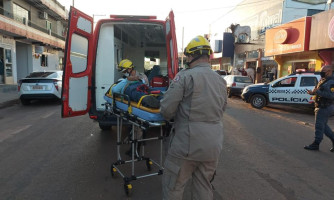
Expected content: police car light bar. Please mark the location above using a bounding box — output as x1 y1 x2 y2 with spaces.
289 71 320 75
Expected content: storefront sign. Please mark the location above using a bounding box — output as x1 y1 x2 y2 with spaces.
265 17 311 56
274 29 288 44
310 9 334 50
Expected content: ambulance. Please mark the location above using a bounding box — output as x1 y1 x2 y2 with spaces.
61 7 179 129
241 72 321 109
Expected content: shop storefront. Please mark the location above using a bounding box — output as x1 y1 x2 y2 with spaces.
265 17 323 77
0 34 16 85
309 9 334 68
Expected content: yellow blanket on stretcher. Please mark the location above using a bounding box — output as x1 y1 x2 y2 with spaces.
105 93 161 113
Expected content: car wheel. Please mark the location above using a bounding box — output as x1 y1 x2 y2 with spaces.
250 94 266 109
227 88 232 98
21 99 30 105
99 123 111 131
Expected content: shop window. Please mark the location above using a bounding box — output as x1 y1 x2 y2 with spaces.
300 77 318 87
41 55 48 67
5 49 12 77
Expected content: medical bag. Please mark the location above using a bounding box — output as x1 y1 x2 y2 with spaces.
150 76 169 87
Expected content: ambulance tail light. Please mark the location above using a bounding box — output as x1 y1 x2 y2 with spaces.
232 82 236 87
89 115 98 120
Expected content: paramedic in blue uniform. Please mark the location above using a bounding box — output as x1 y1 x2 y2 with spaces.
160 35 227 200
304 65 334 151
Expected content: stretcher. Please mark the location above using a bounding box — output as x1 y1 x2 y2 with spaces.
104 92 166 196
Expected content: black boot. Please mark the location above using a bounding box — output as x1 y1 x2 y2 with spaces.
330 140 334 152
304 141 319 151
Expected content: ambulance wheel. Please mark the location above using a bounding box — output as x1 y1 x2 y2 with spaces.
99 123 111 131
250 94 266 109
124 183 132 196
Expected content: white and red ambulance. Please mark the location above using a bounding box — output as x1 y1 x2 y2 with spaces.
61 7 179 129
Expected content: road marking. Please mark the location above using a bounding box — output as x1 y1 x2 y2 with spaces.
41 111 56 119
0 124 32 142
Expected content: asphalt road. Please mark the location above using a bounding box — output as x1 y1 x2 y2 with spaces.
0 98 333 200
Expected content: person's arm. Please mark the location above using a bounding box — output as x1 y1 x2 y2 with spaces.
160 74 185 121
112 79 128 94
316 81 334 100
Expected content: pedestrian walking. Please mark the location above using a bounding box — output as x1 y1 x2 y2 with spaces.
304 65 334 151
160 35 227 200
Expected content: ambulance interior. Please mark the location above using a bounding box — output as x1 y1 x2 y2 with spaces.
94 22 168 111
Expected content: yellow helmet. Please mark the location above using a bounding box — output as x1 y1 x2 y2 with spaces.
118 59 134 72
184 35 213 56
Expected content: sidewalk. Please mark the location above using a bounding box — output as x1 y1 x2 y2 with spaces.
0 84 20 108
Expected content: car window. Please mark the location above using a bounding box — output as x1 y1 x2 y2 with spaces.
27 72 58 79
300 77 318 87
234 76 252 83
275 77 297 87
216 70 227 75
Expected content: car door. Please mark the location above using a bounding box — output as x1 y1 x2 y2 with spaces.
61 7 94 118
269 76 298 104
165 11 179 80
297 76 319 104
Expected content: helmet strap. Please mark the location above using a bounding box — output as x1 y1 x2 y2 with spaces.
186 54 202 67
129 68 134 76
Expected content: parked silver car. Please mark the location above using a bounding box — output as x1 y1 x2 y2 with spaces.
224 75 253 98
18 71 63 105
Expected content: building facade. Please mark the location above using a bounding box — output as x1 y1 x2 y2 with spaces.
265 8 334 76
216 0 332 82
0 0 67 85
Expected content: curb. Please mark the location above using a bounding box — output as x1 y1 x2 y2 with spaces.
0 99 20 109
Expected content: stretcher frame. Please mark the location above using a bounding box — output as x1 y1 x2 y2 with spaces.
104 93 165 196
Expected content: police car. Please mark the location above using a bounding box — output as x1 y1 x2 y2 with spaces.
241 72 321 109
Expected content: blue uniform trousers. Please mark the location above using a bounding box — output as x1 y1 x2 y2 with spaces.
314 105 334 144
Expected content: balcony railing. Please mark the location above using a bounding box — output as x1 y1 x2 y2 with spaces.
0 6 66 41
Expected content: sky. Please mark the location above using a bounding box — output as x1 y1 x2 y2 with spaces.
57 0 244 51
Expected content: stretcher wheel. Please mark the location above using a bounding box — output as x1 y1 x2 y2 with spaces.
124 183 132 196
111 166 117 177
146 160 153 171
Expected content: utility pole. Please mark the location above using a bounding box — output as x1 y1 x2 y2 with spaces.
328 0 333 10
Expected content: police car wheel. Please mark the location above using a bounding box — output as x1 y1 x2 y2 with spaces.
250 94 266 109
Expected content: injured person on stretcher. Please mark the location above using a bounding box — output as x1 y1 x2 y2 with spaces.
111 79 161 109
112 58 162 109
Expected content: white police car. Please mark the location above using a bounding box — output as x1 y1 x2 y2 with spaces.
241 72 321 109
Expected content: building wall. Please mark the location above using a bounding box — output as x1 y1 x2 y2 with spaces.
0 0 67 84
282 0 329 24
0 34 17 84
13 0 66 37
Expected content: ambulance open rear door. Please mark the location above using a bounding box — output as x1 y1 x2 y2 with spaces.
165 11 179 80
61 7 94 118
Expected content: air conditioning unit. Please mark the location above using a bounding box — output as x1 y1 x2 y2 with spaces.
39 12 48 20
